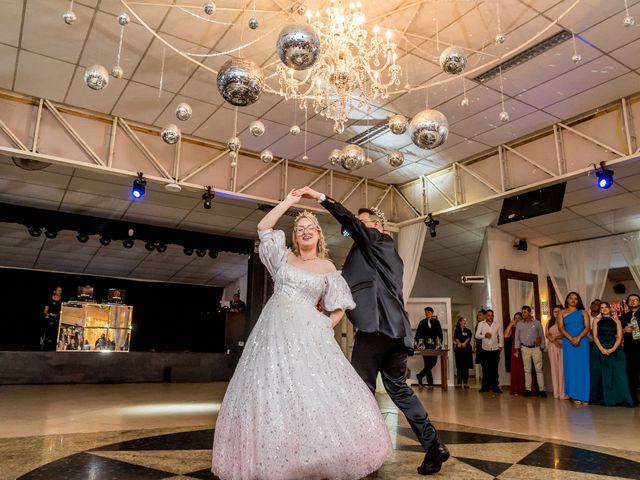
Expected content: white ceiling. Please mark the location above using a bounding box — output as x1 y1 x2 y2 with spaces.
1 0 639 184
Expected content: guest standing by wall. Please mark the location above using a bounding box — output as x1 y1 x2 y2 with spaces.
504 312 538 396
42 286 63 351
546 305 568 400
619 293 640 406
415 307 443 387
474 309 486 368
453 318 473 389
514 306 547 398
558 292 591 405
475 309 503 393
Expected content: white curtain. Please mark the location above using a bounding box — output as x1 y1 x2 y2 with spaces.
398 222 427 300
540 237 612 306
617 232 640 290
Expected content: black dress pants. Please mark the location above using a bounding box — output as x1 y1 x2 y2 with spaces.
351 331 438 452
481 349 500 390
624 340 640 405
417 356 437 385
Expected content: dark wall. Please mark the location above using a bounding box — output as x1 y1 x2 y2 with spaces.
0 267 225 352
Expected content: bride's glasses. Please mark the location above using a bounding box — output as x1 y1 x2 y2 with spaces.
294 225 318 235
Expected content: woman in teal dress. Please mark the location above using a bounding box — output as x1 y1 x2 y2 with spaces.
590 302 634 407
558 292 591 405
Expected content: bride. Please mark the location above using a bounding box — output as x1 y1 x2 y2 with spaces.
212 190 392 480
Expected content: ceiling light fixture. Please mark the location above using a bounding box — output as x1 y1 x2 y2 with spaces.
28 226 42 237
145 241 156 251
156 243 167 253
99 236 112 246
202 186 215 210
424 213 439 238
196 248 207 257
123 239 135 248
131 172 147 199
595 162 614 189
183 247 194 256
77 233 89 243
44 229 58 239
208 250 218 259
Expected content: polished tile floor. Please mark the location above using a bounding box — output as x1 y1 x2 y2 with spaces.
1 383 639 480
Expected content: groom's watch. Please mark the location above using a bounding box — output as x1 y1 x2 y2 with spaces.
317 193 327 203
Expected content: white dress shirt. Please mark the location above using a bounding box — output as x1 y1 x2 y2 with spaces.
475 320 503 351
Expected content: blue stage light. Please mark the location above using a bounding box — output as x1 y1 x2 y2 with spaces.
131 172 147 199
595 162 613 189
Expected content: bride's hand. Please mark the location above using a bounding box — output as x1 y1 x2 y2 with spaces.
285 189 302 204
296 186 322 200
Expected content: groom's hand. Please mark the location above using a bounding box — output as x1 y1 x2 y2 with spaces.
296 186 322 201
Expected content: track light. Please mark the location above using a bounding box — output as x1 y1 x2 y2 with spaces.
99 236 111 246
156 243 167 253
183 247 194 256
77 233 89 243
145 241 156 252
595 162 614 189
44 229 58 239
514 239 528 251
202 186 214 210
341 227 350 237
208 250 218 259
196 248 207 257
425 213 439 238
123 239 134 248
131 172 147 199
28 226 42 237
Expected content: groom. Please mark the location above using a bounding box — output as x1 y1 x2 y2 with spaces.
296 186 449 475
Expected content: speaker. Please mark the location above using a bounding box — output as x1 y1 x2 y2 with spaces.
498 182 567 225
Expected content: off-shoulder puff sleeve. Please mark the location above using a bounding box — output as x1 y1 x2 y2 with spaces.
258 229 288 276
322 271 356 312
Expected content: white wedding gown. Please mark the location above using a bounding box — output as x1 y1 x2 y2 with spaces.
212 229 392 480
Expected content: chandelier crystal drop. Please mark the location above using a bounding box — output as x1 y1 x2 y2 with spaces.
276 0 401 134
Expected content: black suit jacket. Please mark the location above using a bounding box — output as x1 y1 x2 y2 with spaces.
321 196 414 351
415 318 443 344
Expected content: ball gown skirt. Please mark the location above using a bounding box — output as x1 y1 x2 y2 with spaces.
562 310 590 402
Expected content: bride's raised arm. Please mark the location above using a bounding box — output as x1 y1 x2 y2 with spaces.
257 189 302 232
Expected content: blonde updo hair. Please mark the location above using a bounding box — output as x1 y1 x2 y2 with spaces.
291 210 329 259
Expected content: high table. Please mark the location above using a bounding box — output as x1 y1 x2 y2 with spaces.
413 348 449 391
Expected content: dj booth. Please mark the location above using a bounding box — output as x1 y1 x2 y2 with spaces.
57 302 132 352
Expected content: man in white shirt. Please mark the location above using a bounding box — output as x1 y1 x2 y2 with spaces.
474 309 503 393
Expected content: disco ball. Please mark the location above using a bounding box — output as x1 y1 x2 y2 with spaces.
460 97 470 107
290 124 301 136
63 10 76 25
365 157 373 165
388 150 404 167
340 144 366 171
276 24 321 71
499 111 510 122
161 124 181 144
439 46 467 75
175 102 193 121
409 109 449 150
117 13 130 26
302 155 309 162
110 65 124 79
249 120 265 136
623 15 635 27
227 136 241 153
203 1 215 15
216 58 264 107
328 148 341 166
495 33 506 44
388 114 408 135
260 149 273 163
571 53 582 64
84 64 109 90
248 17 259 29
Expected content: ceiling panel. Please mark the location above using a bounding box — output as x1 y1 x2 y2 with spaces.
14 51 76 102
0 45 17 89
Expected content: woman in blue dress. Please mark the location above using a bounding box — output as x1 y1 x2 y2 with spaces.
557 292 591 405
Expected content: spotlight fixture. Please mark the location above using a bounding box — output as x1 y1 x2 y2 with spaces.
183 247 194 256
123 239 134 248
77 233 89 243
131 172 147 199
208 250 218 259
99 236 111 246
44 229 58 239
341 227 350 237
202 186 215 210
514 239 528 251
425 213 439 238
196 248 207 257
28 226 42 237
145 241 156 252
156 243 167 253
595 162 614 189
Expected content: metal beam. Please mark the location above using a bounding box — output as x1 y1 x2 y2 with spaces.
502 144 556 177
456 163 501 194
423 174 456 208
237 159 285 194
340 178 365 204
557 122 627 158
117 118 173 179
0 120 28 151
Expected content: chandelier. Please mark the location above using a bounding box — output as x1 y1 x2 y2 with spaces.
276 0 401 134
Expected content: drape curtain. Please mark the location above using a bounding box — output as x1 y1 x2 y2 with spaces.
398 222 427 301
540 237 612 306
616 232 640 290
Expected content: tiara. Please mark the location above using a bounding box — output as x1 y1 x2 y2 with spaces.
294 210 320 224
369 206 387 225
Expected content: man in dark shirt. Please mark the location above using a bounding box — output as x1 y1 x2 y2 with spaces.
620 293 640 406
415 307 443 387
229 293 246 313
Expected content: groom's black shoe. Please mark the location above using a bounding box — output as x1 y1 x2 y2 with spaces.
417 373 425 387
417 440 450 475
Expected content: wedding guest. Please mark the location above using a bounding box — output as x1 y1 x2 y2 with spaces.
620 293 640 406
558 292 591 405
546 305 568 399
514 306 547 398
474 309 486 367
453 318 473 388
229 293 246 313
475 309 503 393
590 301 634 407
42 286 63 351
504 312 538 396
415 307 443 387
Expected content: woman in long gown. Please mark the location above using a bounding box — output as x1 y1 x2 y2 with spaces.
590 302 634 407
453 318 473 388
504 312 538 396
558 292 591 405
212 191 392 480
546 306 568 400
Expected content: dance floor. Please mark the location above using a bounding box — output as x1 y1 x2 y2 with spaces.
1 383 639 479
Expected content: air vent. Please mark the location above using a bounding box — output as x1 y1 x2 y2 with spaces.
345 120 388 146
473 30 573 83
